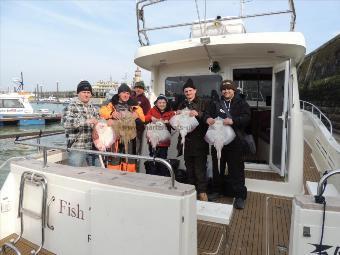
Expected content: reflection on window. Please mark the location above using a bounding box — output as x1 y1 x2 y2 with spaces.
0 99 25 108
233 68 272 107
165 75 222 109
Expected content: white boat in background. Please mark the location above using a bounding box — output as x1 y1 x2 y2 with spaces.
0 93 34 117
1 1 339 255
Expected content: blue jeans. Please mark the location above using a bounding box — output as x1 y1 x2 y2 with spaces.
68 151 100 167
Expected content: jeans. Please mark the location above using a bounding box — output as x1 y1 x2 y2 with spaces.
68 151 100 167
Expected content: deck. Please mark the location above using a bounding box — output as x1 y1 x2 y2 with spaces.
198 142 321 255
0 143 320 255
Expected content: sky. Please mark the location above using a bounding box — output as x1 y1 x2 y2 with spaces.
0 0 339 92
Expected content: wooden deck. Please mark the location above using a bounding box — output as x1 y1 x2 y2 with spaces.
0 233 55 255
197 142 321 255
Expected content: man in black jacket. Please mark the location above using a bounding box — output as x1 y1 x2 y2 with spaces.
205 80 251 209
177 78 209 201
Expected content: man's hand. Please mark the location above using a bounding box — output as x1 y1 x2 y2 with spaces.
223 118 233 126
132 111 138 119
107 119 114 126
111 111 121 120
206 118 215 126
189 110 199 117
87 118 98 126
151 116 159 122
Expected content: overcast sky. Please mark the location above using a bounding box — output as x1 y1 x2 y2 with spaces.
0 0 339 92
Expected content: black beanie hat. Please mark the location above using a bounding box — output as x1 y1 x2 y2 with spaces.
153 94 168 105
182 78 196 91
77 80 92 94
118 83 131 94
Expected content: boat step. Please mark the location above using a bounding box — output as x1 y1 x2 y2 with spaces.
306 181 340 197
197 200 233 225
0 234 55 255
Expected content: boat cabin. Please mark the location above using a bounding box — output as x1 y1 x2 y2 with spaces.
135 0 306 197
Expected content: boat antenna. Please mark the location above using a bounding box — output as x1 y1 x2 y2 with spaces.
240 0 252 17
12 72 24 92
194 0 203 35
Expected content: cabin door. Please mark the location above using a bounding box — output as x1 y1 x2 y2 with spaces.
270 61 289 176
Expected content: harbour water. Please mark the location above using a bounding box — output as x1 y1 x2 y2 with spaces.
0 103 65 187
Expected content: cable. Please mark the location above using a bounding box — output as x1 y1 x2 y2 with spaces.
319 200 326 255
194 0 203 35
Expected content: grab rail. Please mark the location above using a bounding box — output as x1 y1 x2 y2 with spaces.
0 242 22 255
300 100 333 135
136 0 296 46
14 137 176 189
316 169 340 198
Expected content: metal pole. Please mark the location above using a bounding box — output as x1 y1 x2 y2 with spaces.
43 148 47 168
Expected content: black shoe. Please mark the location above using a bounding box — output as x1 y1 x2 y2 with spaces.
233 198 245 209
208 192 223 202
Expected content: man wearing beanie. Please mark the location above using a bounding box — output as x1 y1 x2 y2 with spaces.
205 79 251 209
62 80 99 167
177 78 209 201
131 81 151 155
99 83 145 172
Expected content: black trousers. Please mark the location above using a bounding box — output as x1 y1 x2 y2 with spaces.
211 138 247 199
146 145 169 176
184 154 208 193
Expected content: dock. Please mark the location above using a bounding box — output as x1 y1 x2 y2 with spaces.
0 114 61 126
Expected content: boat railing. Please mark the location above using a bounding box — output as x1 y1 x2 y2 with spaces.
316 169 340 199
14 134 176 189
300 100 333 135
136 0 296 46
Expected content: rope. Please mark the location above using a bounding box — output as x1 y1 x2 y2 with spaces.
204 0 207 36
194 0 203 35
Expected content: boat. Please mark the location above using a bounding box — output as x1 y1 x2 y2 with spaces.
1 1 339 254
0 93 61 125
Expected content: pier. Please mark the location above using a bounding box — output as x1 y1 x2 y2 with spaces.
0 114 61 126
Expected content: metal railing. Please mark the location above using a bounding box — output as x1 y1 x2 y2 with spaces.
317 169 340 197
136 0 296 46
14 135 177 189
300 100 333 135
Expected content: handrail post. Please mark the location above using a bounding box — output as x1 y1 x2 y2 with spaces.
43 148 47 168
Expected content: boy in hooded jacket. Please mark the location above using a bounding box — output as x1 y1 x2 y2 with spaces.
144 94 175 176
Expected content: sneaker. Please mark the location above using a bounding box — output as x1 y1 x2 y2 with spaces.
198 192 209 201
233 198 245 209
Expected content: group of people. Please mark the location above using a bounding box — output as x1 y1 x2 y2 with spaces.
62 77 251 209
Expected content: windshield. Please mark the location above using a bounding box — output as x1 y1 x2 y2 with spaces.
165 74 222 110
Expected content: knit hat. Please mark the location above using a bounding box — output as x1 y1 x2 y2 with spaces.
182 78 196 91
153 94 168 105
220 80 237 91
118 83 131 94
134 81 145 90
77 80 92 94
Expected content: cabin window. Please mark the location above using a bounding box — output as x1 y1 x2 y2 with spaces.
233 68 272 108
0 99 25 108
165 75 222 109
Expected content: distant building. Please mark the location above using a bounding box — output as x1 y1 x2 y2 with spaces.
92 78 119 98
133 67 142 85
